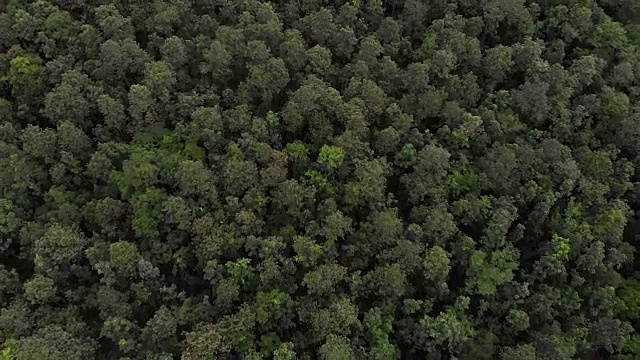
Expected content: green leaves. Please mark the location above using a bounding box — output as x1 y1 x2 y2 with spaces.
0 339 17 360
0 1 638 359
364 308 397 360
226 258 255 285
418 34 437 59
317 145 345 172
285 142 309 163
2 54 46 106
617 279 640 321
34 224 86 270
507 309 530 332
109 241 141 277
304 169 330 192
130 187 167 238
255 289 288 327
424 245 451 282
319 335 356 360
550 234 571 261
421 297 476 351
601 88 630 117
43 70 99 128
12 326 94 360
23 274 56 305
0 199 20 236
467 248 519 296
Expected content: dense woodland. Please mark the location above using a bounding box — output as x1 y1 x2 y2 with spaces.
0 0 639 359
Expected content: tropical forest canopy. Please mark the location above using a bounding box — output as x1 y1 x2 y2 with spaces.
0 0 639 359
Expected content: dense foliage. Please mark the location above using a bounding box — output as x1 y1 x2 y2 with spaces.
0 0 639 359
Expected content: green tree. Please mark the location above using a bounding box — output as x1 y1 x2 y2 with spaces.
15 325 94 360
2 53 46 108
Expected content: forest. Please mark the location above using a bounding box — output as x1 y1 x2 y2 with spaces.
0 0 639 359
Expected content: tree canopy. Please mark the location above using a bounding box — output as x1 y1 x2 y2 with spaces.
0 0 639 359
